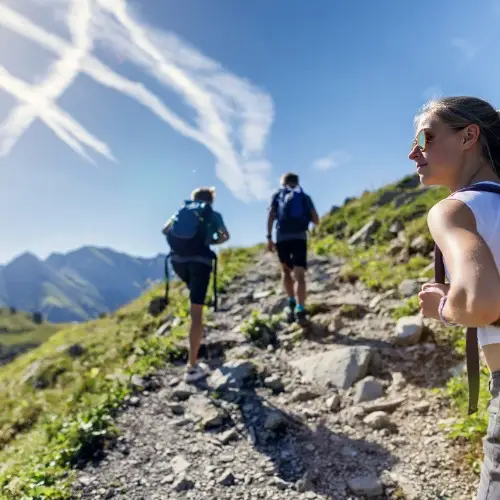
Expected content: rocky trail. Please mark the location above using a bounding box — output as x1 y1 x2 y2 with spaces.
74 252 478 499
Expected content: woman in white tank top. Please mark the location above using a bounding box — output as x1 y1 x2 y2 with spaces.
409 96 500 499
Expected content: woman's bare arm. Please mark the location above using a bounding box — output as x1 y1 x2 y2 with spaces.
427 198 500 326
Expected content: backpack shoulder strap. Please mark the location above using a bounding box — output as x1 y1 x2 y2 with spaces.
434 242 479 415
454 182 500 196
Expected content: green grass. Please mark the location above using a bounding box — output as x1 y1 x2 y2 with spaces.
240 310 282 347
0 309 62 348
312 176 447 290
0 245 259 499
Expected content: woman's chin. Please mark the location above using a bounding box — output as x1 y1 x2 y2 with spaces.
416 169 436 186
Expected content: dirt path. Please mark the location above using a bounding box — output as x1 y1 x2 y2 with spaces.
73 252 478 499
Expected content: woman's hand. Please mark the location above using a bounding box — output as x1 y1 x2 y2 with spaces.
418 282 449 320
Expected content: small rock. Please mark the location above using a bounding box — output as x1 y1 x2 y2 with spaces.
187 394 224 429
264 411 287 431
410 401 431 414
271 477 288 490
410 235 430 253
208 360 256 392
171 383 196 401
391 372 406 391
253 290 273 300
353 376 384 404
348 219 380 245
264 374 285 393
218 469 235 486
389 220 404 234
347 474 383 497
393 315 423 346
129 396 140 407
155 322 171 337
363 411 392 430
328 313 344 332
172 475 195 492
105 488 116 499
130 374 145 389
170 455 191 475
362 397 405 414
291 388 321 402
218 428 239 445
167 403 185 415
326 394 340 411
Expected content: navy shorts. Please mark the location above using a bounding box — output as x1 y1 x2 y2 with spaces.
276 239 308 270
172 261 212 306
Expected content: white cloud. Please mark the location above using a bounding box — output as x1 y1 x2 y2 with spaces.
450 37 479 65
0 0 275 202
311 150 352 171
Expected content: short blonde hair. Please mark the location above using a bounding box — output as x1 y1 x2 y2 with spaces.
191 186 216 204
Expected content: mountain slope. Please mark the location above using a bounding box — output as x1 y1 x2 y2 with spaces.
0 308 62 366
0 246 171 323
0 245 259 499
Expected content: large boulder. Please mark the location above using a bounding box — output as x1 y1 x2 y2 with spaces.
289 346 373 390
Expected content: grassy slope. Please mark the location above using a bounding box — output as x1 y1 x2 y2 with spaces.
310 174 489 471
0 310 62 348
0 246 260 499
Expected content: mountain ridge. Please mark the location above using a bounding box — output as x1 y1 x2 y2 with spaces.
0 245 170 323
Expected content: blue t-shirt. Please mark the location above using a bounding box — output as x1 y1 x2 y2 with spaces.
269 187 315 242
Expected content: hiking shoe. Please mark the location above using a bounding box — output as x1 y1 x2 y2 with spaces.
184 362 210 383
285 306 296 324
295 308 307 324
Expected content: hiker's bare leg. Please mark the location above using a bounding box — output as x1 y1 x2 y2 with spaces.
281 264 294 298
188 304 204 367
293 266 306 306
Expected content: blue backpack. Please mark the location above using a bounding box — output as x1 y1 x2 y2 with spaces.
166 200 212 256
276 187 310 233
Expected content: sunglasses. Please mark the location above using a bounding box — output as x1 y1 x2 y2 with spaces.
410 128 429 152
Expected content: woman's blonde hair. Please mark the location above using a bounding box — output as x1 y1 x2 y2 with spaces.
415 96 500 175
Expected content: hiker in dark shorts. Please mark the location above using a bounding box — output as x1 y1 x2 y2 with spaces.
409 96 500 499
266 172 319 323
162 187 229 383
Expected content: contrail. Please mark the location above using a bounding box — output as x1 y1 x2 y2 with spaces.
0 0 115 162
0 66 114 163
0 1 275 201
96 0 247 189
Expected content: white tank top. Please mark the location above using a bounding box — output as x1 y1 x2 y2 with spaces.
446 181 500 347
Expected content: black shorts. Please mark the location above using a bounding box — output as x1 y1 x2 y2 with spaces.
276 239 308 270
172 261 212 306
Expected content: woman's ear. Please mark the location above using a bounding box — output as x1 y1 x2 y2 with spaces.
461 123 481 151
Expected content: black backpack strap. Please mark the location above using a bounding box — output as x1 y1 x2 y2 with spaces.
455 182 500 196
434 242 479 415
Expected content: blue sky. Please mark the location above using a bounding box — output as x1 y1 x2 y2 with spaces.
0 0 499 264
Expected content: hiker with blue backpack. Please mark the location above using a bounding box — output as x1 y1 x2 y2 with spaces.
409 96 500 499
162 187 229 383
267 172 319 323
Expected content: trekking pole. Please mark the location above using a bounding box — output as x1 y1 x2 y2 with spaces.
213 255 218 312
164 253 170 306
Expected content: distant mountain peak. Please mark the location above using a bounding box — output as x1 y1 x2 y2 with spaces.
0 246 168 323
